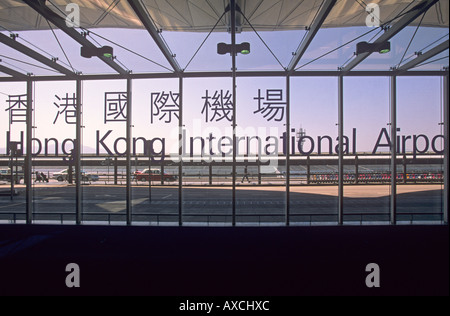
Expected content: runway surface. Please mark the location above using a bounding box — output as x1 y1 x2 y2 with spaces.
0 184 444 224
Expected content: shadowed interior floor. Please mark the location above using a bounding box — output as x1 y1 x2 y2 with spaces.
0 224 448 296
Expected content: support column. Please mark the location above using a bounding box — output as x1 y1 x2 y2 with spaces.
26 79 33 224
285 75 291 226
402 155 407 184
443 75 448 224
390 76 397 225
126 78 132 225
179 76 183 226
231 0 237 226
209 163 213 185
148 145 152 202
306 156 310 185
114 157 118 185
75 79 82 224
258 161 261 185
338 75 344 225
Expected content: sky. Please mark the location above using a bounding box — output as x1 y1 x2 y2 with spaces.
0 24 447 158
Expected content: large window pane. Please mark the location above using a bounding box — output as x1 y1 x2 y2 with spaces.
131 78 180 225
397 76 444 224
32 81 76 224
344 77 390 224
236 77 286 225
0 82 27 223
182 78 233 225
81 80 127 224
289 77 338 224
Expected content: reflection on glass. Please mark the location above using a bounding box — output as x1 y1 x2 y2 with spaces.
0 82 27 223
397 77 444 223
1 73 446 227
81 80 127 224
30 81 77 223
182 78 233 225
289 77 338 224
343 77 390 223
131 79 180 225
236 77 286 225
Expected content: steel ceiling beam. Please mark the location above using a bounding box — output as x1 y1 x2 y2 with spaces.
0 70 448 83
397 40 449 72
0 62 27 78
341 0 440 73
127 0 181 73
287 0 337 73
0 32 74 76
22 0 128 75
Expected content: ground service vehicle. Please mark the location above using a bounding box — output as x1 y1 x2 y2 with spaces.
52 169 99 182
134 169 177 182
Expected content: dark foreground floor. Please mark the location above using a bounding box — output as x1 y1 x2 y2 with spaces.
0 224 448 296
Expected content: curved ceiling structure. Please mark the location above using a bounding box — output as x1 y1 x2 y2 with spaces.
0 0 448 79
0 0 448 31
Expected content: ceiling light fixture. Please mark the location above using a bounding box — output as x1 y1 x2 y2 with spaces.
356 41 391 55
217 42 251 55
81 46 114 58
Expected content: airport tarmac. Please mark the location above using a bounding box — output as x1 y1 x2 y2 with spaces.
0 184 444 225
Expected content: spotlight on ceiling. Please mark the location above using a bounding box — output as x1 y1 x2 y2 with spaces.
356 41 391 55
217 42 251 55
81 46 114 58
238 42 251 55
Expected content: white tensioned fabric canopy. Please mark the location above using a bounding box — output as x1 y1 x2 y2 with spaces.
0 0 448 32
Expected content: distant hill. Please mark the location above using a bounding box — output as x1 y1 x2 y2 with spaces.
0 145 97 156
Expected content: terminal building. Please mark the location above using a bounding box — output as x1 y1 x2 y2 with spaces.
0 0 448 295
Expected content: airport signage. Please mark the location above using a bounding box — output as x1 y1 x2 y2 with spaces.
3 89 445 161
5 127 444 161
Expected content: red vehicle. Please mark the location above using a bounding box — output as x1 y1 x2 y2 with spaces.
134 169 177 182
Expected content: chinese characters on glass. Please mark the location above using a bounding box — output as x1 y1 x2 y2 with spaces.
253 89 286 122
5 88 285 126
202 89 234 123
105 92 127 123
5 94 27 124
53 93 77 124
151 91 180 124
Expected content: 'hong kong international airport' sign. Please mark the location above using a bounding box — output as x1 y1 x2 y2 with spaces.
3 90 445 162
6 127 445 161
